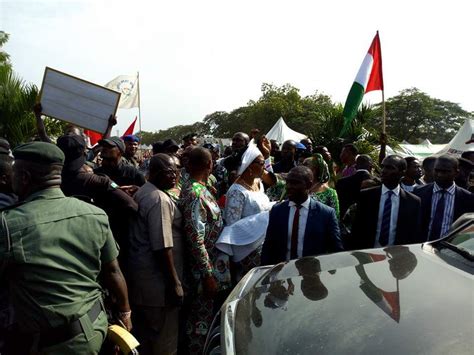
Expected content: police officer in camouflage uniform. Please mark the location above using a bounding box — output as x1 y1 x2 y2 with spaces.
0 142 132 354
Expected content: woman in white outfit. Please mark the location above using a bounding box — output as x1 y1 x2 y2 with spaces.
223 140 274 279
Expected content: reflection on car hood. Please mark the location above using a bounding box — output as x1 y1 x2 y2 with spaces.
234 245 474 354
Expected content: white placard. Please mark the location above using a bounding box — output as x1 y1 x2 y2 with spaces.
39 67 121 133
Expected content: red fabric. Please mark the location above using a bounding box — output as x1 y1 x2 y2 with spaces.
366 31 384 93
290 205 301 259
217 194 226 209
381 289 400 322
367 253 386 262
84 129 102 146
122 116 138 137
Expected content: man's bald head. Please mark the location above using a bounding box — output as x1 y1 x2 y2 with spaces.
355 154 373 171
149 153 177 190
149 153 174 176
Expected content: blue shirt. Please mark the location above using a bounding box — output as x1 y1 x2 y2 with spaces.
428 183 456 238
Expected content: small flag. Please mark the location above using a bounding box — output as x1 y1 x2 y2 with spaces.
105 74 139 109
122 116 138 137
84 129 102 146
341 31 384 135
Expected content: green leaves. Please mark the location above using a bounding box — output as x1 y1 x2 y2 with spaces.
0 65 39 146
141 85 472 157
375 88 473 144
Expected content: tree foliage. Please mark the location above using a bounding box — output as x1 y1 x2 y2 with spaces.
376 88 472 144
0 31 11 68
0 32 66 146
140 121 210 145
140 85 472 154
0 65 39 146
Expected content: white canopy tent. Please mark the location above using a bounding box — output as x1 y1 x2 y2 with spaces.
384 119 473 159
390 139 446 160
435 118 474 156
265 117 307 144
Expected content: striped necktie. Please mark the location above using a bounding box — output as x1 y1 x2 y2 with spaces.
430 189 446 240
379 191 393 246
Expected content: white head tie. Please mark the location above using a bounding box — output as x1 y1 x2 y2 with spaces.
237 139 262 176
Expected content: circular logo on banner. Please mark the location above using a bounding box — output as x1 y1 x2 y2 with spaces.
117 79 134 97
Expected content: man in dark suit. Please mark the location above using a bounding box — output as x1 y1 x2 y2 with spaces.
350 155 421 250
413 155 474 241
261 166 343 265
336 154 374 218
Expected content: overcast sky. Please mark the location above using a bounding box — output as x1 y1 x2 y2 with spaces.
2 0 473 135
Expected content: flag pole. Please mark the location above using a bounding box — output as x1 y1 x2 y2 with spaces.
382 88 386 134
379 30 386 135
137 71 142 137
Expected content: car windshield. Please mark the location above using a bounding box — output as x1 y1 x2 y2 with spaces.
440 224 474 261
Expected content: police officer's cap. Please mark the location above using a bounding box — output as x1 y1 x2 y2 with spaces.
99 136 125 154
13 141 65 165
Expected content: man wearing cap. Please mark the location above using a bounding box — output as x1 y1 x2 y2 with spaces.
122 134 141 168
56 135 138 265
162 139 180 155
95 136 145 188
0 142 131 354
57 134 137 209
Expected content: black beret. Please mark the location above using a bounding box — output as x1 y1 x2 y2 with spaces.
13 141 65 165
56 134 86 171
99 136 125 154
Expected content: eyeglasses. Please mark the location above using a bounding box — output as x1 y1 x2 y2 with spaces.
253 160 265 166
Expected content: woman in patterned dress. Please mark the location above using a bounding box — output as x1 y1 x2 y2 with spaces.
303 153 340 219
178 147 231 355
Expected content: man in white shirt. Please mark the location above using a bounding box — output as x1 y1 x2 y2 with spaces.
261 166 342 265
351 155 422 250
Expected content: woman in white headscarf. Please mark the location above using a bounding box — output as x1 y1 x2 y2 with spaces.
220 139 275 280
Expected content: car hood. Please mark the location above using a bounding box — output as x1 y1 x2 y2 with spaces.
233 245 473 354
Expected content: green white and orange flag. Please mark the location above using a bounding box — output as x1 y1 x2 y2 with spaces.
341 31 384 135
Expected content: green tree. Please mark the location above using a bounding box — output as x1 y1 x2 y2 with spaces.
0 31 11 68
0 64 39 146
140 121 210 145
0 32 67 146
376 88 472 144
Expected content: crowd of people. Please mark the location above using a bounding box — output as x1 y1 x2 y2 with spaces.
0 106 473 355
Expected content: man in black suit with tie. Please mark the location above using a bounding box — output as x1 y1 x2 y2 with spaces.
350 155 421 250
336 154 374 218
413 155 474 241
261 166 343 265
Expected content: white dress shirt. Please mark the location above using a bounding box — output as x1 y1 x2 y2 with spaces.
374 184 400 247
287 196 311 260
